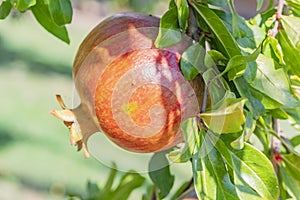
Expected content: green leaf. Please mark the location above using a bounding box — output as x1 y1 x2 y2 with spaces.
269 108 289 119
87 165 145 200
206 0 227 7
282 154 300 182
200 98 247 133
287 0 300 17
170 180 192 199
234 77 266 119
207 50 228 64
155 6 181 48
149 152 174 198
256 0 264 10
230 112 256 150
249 54 300 108
109 171 145 200
250 89 282 110
279 162 300 200
224 45 261 80
202 68 227 106
176 0 189 31
180 43 206 80
49 0 72 26
86 180 101 199
227 0 244 39
291 135 300 147
193 132 239 200
102 163 117 192
262 36 285 65
31 0 70 44
277 30 300 76
169 0 176 9
213 137 279 200
168 117 199 163
0 0 12 19
10 0 36 12
191 2 241 58
281 15 300 50
285 107 300 125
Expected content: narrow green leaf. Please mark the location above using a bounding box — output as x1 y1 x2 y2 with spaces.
0 0 12 19
180 43 206 80
49 0 72 26
200 98 247 133
191 2 241 58
10 0 36 12
243 113 256 141
269 108 289 119
149 152 174 198
155 6 181 48
287 0 300 17
31 0 70 44
262 36 285 65
282 154 300 182
213 137 279 200
227 0 243 39
206 0 227 6
176 0 189 31
168 117 199 163
86 180 101 199
102 163 117 192
193 132 239 200
285 107 300 126
281 15 300 50
231 112 256 149
291 135 300 147
249 54 300 108
234 77 266 119
256 0 264 11
202 68 227 106
280 162 300 199
170 181 192 199
277 30 300 76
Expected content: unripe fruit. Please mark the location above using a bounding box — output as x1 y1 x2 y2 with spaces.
51 13 205 157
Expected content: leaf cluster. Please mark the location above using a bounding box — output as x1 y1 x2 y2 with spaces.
153 0 300 199
68 163 145 200
0 0 72 43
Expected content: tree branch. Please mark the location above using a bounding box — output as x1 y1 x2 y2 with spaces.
269 0 285 37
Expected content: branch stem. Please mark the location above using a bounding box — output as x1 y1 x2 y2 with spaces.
269 0 285 37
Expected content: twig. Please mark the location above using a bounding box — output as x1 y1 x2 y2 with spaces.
271 118 282 176
269 0 285 37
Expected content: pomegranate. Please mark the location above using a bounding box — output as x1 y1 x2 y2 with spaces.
51 13 205 157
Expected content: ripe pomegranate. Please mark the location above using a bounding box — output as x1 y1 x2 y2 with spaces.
51 13 205 157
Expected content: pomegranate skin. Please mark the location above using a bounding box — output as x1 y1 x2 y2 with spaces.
95 49 199 152
73 13 160 77
51 12 205 156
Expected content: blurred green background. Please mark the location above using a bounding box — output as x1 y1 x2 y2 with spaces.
0 0 172 199
1 0 299 199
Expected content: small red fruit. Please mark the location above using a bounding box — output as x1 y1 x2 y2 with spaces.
51 13 204 157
